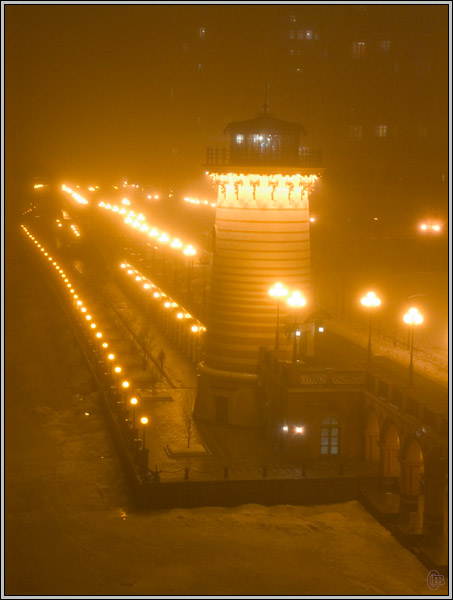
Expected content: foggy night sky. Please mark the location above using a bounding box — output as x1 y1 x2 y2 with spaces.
6 4 282 185
5 4 449 198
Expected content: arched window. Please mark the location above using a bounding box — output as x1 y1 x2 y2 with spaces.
321 416 340 455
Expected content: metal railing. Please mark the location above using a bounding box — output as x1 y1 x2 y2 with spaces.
206 146 322 168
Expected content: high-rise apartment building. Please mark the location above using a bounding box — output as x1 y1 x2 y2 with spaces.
166 5 447 224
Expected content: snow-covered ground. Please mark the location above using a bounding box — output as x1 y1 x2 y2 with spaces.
5 224 450 597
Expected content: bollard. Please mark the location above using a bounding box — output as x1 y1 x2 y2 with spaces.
262 465 268 478
223 467 229 479
184 466 189 480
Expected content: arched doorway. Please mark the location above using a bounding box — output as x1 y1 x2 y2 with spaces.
365 411 380 461
381 422 400 482
320 416 340 456
400 437 424 512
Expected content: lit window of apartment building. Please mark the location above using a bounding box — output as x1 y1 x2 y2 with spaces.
413 124 428 139
374 125 388 138
349 125 363 139
416 59 432 76
352 41 366 59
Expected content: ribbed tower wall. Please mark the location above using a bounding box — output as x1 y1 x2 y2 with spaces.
196 169 320 426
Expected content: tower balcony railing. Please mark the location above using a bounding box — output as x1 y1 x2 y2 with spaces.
206 147 322 169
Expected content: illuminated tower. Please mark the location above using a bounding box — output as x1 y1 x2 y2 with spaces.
196 106 322 426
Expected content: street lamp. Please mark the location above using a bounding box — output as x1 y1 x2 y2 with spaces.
183 245 196 297
121 380 130 405
295 425 306 475
360 291 381 362
130 397 138 429
403 307 423 385
114 366 122 389
191 324 203 362
287 291 307 362
140 416 149 449
107 353 115 377
269 282 288 350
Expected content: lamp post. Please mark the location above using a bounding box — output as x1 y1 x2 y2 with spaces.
295 425 306 475
140 416 149 449
269 282 288 351
170 238 183 291
114 366 122 390
121 380 130 405
191 324 202 362
403 307 423 385
107 353 115 377
130 397 138 429
360 291 381 362
199 254 210 317
287 291 307 362
158 233 170 279
183 245 196 298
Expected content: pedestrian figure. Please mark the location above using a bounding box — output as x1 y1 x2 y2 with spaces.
158 349 166 372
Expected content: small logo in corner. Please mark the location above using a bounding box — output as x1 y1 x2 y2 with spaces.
427 569 445 590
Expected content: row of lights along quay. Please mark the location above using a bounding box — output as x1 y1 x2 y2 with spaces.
19 226 154 474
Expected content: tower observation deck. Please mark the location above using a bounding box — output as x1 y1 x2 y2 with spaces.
196 111 323 427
